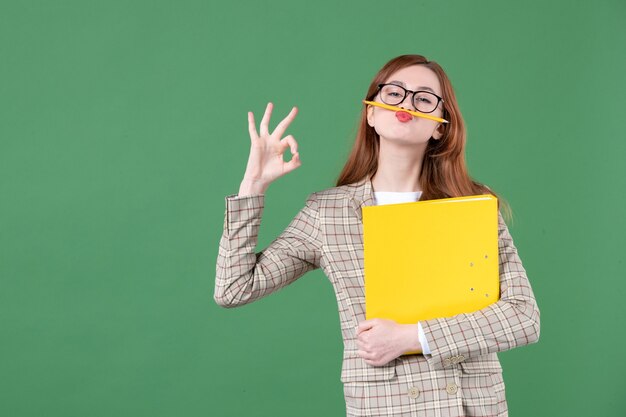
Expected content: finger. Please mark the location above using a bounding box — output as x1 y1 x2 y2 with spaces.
248 111 259 142
279 135 298 155
356 338 369 351
272 106 298 139
357 320 375 334
357 350 373 360
366 359 381 366
259 102 273 137
283 152 301 174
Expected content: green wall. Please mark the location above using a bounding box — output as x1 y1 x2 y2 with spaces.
1 0 624 416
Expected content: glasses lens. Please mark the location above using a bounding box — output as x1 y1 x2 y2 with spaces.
379 84 405 106
413 92 439 113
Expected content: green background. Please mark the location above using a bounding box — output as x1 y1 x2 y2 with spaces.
1 0 624 416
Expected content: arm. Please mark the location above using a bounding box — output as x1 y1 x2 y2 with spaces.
397 322 430 355
419 210 541 370
213 192 323 308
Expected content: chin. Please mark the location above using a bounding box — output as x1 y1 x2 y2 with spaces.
381 135 429 146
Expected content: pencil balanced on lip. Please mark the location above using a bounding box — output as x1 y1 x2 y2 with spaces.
362 100 449 124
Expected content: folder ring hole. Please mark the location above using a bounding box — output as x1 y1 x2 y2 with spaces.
470 262 474 267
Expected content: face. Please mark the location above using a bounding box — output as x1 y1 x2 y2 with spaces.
367 65 445 145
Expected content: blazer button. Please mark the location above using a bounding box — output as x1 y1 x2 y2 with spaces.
408 386 420 399
457 355 465 362
446 382 458 395
443 358 452 366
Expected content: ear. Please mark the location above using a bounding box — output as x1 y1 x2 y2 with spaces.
432 123 445 140
366 105 374 127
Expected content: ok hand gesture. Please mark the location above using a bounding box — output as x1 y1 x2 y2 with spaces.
241 102 301 193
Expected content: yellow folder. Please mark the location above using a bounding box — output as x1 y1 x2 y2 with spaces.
362 194 500 354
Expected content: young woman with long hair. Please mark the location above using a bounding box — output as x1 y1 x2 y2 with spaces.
215 54 540 417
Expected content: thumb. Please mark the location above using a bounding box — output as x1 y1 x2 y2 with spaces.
283 152 301 173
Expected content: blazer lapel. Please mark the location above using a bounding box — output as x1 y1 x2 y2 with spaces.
349 173 376 222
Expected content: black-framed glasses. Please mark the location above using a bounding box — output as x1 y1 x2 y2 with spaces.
376 83 444 114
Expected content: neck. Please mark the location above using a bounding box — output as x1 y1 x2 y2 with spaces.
371 140 426 192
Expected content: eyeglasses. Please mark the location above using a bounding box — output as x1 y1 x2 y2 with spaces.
376 83 444 114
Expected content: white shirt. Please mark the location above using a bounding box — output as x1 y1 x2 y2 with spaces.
373 191 432 355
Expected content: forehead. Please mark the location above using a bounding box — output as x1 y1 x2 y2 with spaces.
384 65 442 94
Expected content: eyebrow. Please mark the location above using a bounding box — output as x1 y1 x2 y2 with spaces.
388 80 437 94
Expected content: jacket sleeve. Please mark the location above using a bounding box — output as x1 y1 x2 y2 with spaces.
419 210 541 370
213 192 323 308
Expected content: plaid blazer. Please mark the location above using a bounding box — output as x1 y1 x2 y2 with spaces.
214 174 540 413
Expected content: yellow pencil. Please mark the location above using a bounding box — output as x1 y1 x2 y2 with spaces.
362 100 449 124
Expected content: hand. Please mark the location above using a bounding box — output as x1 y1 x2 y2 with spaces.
242 102 301 189
356 318 421 366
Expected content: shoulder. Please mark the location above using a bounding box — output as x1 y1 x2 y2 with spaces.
307 183 358 203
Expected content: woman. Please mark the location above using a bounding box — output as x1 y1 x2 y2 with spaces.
214 54 541 417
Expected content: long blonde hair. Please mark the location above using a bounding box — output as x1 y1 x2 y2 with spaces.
335 54 513 224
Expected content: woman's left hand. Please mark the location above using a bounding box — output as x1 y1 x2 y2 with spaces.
356 318 421 366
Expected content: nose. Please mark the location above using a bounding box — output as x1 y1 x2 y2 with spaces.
397 94 413 111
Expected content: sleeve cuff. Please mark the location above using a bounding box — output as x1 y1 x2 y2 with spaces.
223 193 265 235
417 321 431 355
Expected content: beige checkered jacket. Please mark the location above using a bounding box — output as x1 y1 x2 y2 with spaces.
214 173 540 412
